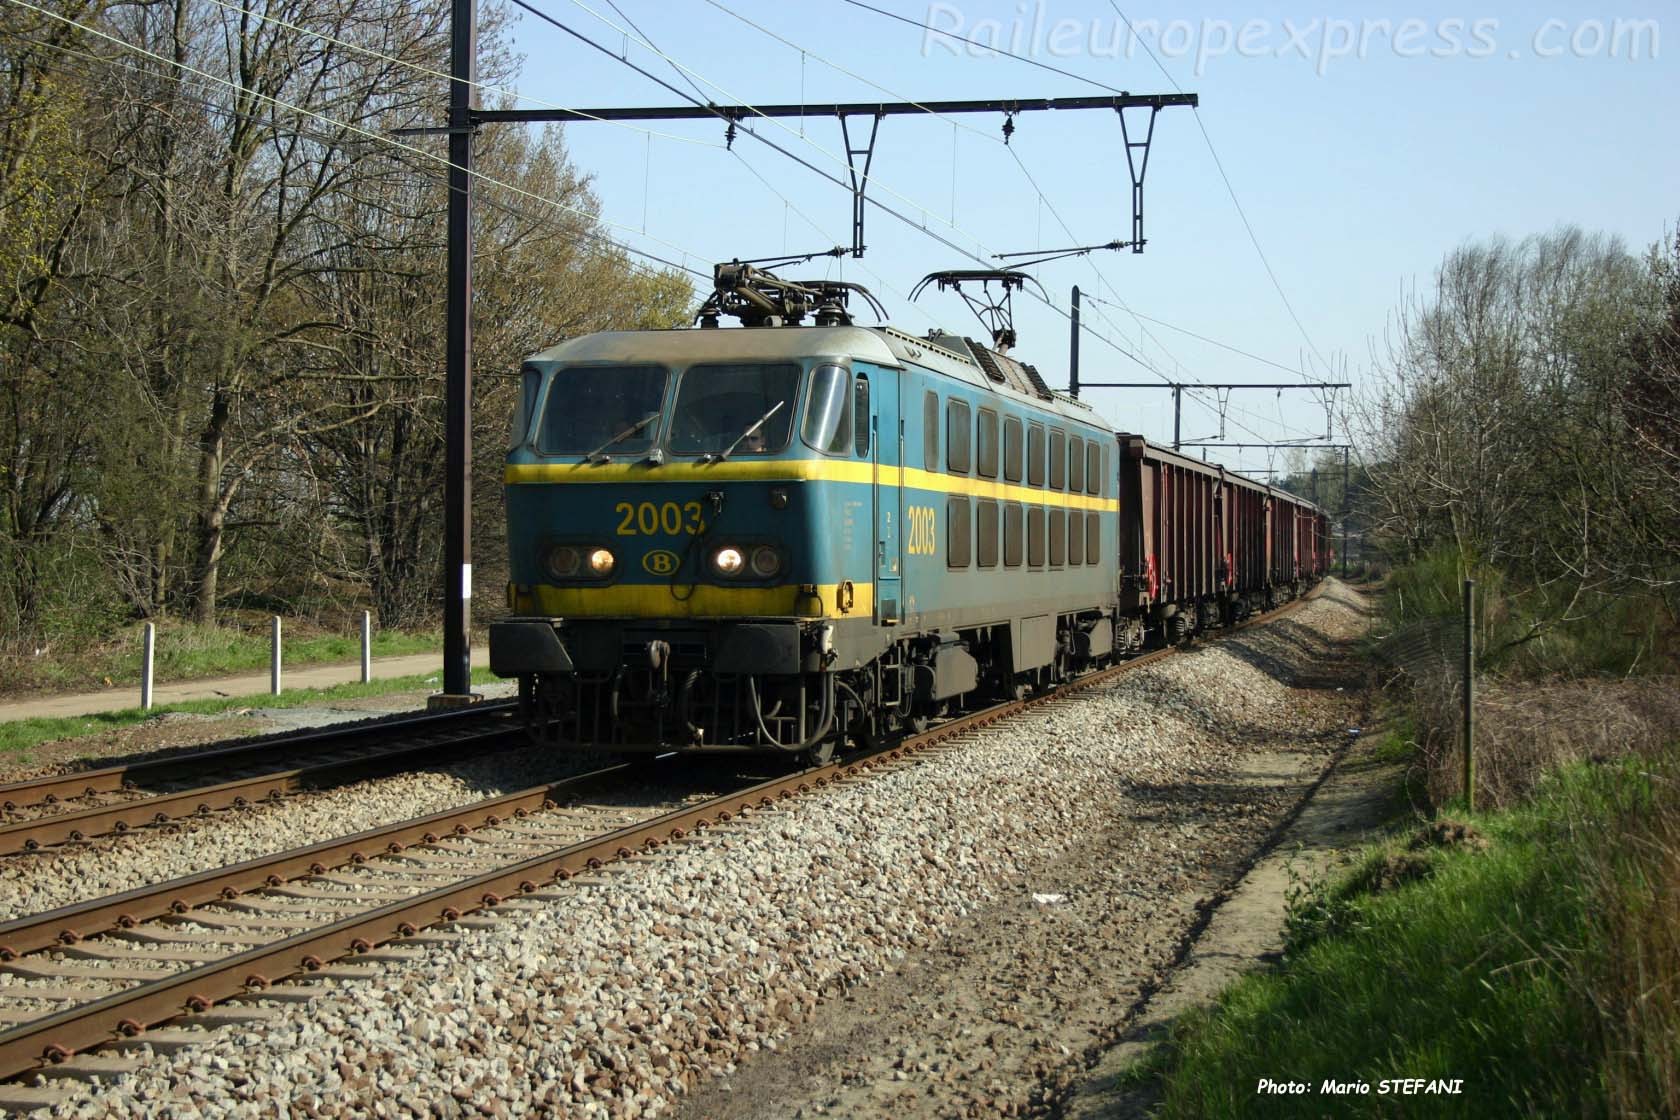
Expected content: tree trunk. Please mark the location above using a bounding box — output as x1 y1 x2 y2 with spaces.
189 390 231 625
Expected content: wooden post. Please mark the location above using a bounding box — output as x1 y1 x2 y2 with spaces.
1462 579 1475 811
141 623 155 711
361 610 373 684
271 616 283 696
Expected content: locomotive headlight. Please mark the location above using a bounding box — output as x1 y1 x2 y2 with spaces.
711 546 745 577
749 545 781 578
587 548 616 576
545 545 580 580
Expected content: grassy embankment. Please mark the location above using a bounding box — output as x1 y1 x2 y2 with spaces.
0 668 502 760
1137 558 1680 1118
0 619 443 700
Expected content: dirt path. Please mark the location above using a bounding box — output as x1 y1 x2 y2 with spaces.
672 593 1388 1120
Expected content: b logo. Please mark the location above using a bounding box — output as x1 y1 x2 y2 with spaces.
642 549 679 576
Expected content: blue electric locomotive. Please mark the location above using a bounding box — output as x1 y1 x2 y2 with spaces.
490 265 1125 762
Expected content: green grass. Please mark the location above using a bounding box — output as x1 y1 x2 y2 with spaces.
1147 758 1664 1119
149 625 440 680
0 668 502 761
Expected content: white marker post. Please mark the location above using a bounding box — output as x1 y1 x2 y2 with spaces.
141 622 155 711
360 610 372 684
271 616 282 696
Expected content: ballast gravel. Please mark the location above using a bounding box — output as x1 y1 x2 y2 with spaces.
0 746 607 922
34 587 1369 1119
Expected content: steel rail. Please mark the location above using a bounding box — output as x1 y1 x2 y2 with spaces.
0 701 518 809
0 589 1317 1079
0 761 637 961
0 720 525 855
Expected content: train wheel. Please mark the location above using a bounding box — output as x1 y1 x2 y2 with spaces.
804 737 836 767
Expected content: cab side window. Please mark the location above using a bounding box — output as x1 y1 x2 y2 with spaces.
853 376 870 458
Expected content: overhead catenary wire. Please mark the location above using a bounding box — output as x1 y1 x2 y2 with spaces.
547 0 997 254
513 0 1174 371
1103 1 1332 383
838 0 1335 395
710 0 1320 457
686 0 1229 383
575 0 934 329
837 0 1130 95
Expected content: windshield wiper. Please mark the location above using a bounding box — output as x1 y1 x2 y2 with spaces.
709 400 786 463
584 413 657 463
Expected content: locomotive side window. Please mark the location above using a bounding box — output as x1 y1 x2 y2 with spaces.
853 376 871 458
1069 435 1085 493
1087 510 1101 565
1086 441 1102 496
1003 417 1023 483
1049 430 1065 490
947 400 971 474
923 392 939 473
1068 511 1084 566
977 409 999 480
1048 509 1066 566
799 363 852 455
1027 424 1045 487
1003 503 1023 567
1027 507 1045 567
537 364 668 456
977 500 1000 568
947 497 971 568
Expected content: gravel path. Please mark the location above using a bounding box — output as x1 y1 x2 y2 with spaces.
27 583 1371 1119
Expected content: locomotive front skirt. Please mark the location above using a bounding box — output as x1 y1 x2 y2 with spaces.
490 323 1326 760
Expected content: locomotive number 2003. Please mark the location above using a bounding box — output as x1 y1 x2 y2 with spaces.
615 500 707 536
906 504 937 556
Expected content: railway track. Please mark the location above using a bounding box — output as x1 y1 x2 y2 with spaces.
0 703 522 856
0 595 1311 1106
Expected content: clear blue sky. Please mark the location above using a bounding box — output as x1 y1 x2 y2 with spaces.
499 1 1676 477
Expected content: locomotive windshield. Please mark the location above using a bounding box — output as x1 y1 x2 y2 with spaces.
534 364 667 456
668 363 799 455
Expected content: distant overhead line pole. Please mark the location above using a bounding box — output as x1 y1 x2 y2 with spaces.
1075 381 1351 451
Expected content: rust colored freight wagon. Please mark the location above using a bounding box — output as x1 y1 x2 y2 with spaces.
1116 434 1327 644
